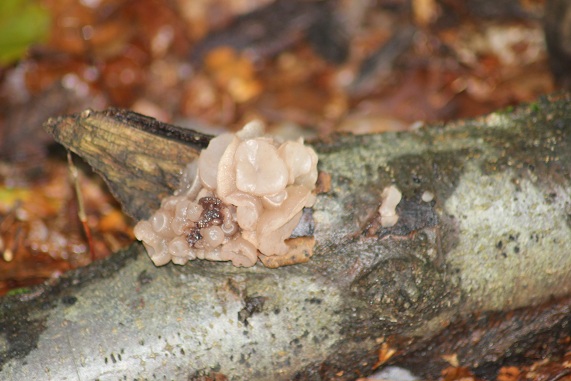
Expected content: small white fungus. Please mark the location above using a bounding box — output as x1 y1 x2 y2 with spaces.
379 185 402 228
134 122 318 267
421 190 434 203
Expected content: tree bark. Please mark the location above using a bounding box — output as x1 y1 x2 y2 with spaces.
1 93 570 380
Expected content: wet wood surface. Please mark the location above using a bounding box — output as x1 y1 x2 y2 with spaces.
1 94 570 380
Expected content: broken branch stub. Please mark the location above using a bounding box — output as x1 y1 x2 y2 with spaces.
43 108 212 220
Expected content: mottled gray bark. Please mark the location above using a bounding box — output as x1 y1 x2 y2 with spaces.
1 94 570 380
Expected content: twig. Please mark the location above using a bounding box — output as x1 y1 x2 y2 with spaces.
67 151 95 261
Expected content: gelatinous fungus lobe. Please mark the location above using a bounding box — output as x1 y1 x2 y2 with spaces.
134 121 319 268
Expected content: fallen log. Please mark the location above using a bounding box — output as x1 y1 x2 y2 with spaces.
1 93 570 380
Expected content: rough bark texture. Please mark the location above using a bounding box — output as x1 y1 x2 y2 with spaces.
44 108 212 220
1 94 570 380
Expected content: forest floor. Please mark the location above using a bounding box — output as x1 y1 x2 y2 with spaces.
1 0 569 380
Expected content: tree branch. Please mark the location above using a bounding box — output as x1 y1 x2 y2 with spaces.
1 93 570 380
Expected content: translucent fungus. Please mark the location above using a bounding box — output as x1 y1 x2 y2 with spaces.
134 121 318 268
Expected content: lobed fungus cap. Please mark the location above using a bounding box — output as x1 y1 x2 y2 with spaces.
134 121 319 268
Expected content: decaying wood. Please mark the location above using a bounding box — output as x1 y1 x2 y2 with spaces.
189 0 348 66
43 108 212 220
545 0 571 89
1 94 570 380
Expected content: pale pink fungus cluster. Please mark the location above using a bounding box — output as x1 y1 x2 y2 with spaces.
134 121 318 267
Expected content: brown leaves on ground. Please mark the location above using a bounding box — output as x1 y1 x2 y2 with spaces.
0 159 133 296
412 344 571 381
2 0 554 135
